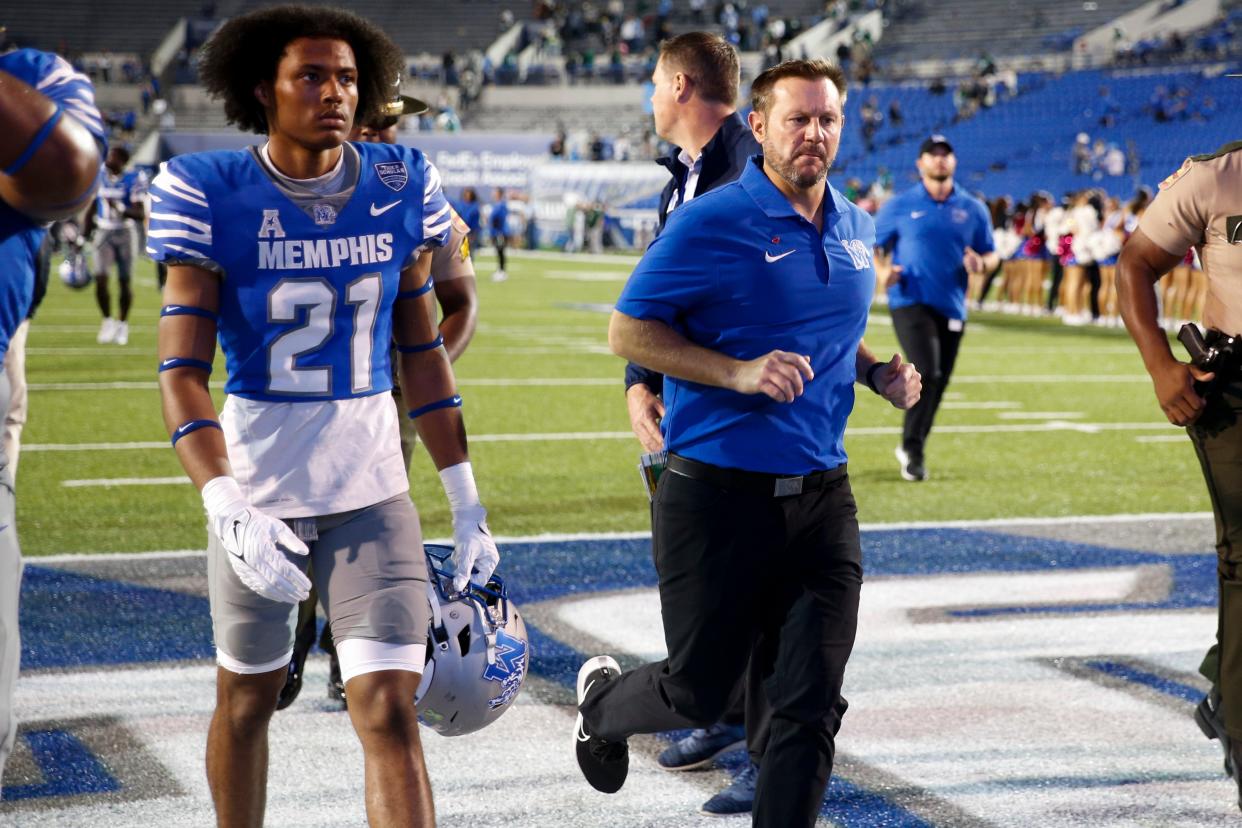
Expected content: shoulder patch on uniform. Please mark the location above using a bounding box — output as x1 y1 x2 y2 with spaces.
1190 139 1242 163
1159 157 1194 191
374 161 408 192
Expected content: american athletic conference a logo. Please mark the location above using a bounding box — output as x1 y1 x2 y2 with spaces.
374 161 408 192
482 628 528 710
840 239 872 270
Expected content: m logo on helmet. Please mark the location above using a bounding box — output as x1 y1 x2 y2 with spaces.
483 628 528 710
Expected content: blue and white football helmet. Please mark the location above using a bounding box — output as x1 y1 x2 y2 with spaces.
416 544 530 736
58 251 91 289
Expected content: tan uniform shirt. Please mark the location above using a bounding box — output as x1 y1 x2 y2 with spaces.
1140 142 1242 334
430 207 476 282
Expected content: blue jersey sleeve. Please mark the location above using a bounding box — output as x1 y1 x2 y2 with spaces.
972 200 996 254
0 49 106 151
873 196 900 251
422 159 452 249
146 158 218 272
615 207 717 325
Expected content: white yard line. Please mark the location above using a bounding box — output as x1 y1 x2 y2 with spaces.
996 411 1084 419
27 421 1176 452
940 401 1023 409
62 476 191 488
27 513 1214 562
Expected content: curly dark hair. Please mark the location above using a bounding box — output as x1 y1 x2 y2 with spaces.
197 5 404 135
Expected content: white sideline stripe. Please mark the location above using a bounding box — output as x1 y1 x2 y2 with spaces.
541 271 629 282
62 476 191 488
25 421 1177 452
996 411 1084 419
952 375 1149 383
28 347 154 355
940 401 1022 409
27 513 1215 562
1135 434 1189 443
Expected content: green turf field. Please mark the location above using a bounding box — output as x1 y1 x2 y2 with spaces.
17 251 1208 557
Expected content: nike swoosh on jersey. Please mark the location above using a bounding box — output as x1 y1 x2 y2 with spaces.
764 250 796 263
371 200 402 216
911 211 927 219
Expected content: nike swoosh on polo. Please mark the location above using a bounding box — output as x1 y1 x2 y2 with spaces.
370 200 402 216
764 250 796 263
911 211 927 219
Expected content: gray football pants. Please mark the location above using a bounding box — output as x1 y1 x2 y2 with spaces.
0 370 20 792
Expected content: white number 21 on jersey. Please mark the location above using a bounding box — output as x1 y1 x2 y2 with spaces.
267 274 381 395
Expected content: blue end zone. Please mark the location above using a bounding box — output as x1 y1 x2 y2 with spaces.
1 729 120 801
15 528 1215 819
21 567 213 669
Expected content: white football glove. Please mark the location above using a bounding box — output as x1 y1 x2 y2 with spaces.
440 462 501 593
202 477 310 604
450 503 500 593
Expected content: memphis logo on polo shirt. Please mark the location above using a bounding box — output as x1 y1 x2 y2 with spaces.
840 239 871 269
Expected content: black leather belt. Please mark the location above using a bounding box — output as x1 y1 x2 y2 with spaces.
666 453 846 497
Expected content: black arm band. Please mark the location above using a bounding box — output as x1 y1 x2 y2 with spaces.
865 361 885 394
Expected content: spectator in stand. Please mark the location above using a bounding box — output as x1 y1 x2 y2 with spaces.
888 98 904 127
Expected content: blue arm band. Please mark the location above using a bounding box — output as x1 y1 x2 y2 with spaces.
158 357 213 374
4 106 64 176
161 304 218 322
395 334 444 354
407 394 463 419
397 278 435 300
170 419 222 446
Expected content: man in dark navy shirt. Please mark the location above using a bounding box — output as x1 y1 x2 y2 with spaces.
574 59 919 828
623 31 765 815
626 32 760 456
874 135 996 482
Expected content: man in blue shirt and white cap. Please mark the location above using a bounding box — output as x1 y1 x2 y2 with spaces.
572 58 920 828
874 134 996 481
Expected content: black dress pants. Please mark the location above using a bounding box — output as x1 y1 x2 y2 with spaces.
891 303 965 460
580 456 861 827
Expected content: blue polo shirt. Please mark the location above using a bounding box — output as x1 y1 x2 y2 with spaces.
615 157 876 475
874 183 993 321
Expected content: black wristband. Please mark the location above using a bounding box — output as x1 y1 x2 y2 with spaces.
864 361 885 394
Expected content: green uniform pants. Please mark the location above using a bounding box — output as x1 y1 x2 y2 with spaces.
1191 380 1242 740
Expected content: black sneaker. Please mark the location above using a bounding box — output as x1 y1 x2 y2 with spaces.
895 446 927 482
327 650 347 709
276 611 318 711
1195 689 1233 776
574 655 628 793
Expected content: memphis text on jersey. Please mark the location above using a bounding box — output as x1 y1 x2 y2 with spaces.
256 208 393 271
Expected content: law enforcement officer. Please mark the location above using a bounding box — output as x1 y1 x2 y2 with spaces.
873 135 997 481
573 59 920 828
1117 140 1242 811
624 30 764 815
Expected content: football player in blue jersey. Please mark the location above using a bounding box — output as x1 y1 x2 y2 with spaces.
279 90 481 711
147 7 498 825
0 45 105 794
84 144 147 345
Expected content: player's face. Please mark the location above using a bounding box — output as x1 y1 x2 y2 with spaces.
649 57 677 141
753 76 843 191
105 148 127 174
262 37 358 150
918 147 956 182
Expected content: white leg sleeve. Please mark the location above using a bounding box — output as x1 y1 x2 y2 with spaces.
336 639 425 684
